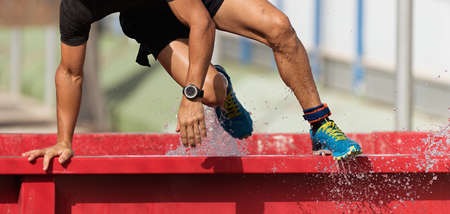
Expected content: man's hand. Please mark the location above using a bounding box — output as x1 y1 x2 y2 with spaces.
22 142 74 171
177 97 207 147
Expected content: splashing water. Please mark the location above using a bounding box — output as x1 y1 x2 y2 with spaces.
165 105 248 156
312 123 450 213
416 122 449 172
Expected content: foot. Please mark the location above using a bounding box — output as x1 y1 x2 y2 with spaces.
310 120 362 160
214 65 253 139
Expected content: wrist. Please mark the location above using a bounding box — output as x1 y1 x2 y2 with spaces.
181 96 202 103
57 140 72 147
182 84 204 101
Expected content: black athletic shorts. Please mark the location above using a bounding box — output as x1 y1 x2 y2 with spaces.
119 0 224 67
60 0 174 46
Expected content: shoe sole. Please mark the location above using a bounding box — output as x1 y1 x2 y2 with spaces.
333 146 363 160
312 149 332 156
239 134 251 139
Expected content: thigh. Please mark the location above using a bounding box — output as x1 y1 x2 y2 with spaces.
157 39 218 89
157 39 192 86
213 0 287 45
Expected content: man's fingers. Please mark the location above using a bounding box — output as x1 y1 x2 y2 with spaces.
199 119 207 138
193 121 202 145
22 150 33 157
186 124 195 147
27 150 45 162
176 122 181 133
59 150 73 164
180 125 188 147
42 152 55 171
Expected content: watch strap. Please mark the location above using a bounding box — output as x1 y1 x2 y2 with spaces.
183 84 204 100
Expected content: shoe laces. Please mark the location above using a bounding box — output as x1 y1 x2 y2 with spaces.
318 121 348 141
223 90 241 118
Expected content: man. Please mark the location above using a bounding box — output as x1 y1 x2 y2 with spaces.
119 0 363 160
22 0 223 171
24 0 362 171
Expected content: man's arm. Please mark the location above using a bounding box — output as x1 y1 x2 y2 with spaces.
168 0 215 88
168 0 215 147
22 43 86 171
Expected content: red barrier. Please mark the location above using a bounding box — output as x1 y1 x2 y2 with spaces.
0 132 448 213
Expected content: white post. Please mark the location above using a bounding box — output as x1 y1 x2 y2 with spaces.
45 26 57 107
395 0 413 131
10 28 23 97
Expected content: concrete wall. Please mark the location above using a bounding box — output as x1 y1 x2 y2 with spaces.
270 0 450 84
218 0 450 117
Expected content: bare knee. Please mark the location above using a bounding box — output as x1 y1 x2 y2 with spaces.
265 14 299 52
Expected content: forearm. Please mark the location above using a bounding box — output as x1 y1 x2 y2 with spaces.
185 18 215 87
55 65 83 146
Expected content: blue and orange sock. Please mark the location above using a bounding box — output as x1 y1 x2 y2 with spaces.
303 103 332 135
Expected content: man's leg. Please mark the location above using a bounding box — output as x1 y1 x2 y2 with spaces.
158 39 227 108
157 39 253 139
214 0 321 110
213 0 362 159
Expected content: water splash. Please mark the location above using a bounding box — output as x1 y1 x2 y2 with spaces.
312 160 441 213
311 123 449 213
417 122 449 172
165 105 248 156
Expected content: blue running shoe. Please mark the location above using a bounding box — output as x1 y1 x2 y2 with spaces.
214 65 253 139
310 120 362 160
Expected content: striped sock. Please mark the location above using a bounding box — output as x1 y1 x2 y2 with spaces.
303 104 332 135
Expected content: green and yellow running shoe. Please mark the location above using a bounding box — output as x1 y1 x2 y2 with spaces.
214 65 253 139
310 120 362 160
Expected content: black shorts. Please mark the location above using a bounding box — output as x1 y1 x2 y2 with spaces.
60 0 172 46
120 0 224 67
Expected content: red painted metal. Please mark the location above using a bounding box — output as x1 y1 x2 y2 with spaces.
0 132 449 213
0 132 446 156
19 176 55 214
0 155 448 175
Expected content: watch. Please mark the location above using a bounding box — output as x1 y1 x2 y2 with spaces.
182 84 204 100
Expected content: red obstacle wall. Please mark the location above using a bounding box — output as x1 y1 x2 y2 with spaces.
0 132 448 213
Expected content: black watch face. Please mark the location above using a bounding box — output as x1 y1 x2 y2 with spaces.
184 85 198 99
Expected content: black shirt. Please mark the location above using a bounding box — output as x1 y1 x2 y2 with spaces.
60 0 170 46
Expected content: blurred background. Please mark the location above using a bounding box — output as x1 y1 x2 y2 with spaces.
0 0 448 135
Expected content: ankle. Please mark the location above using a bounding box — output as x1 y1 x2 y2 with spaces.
302 103 332 135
